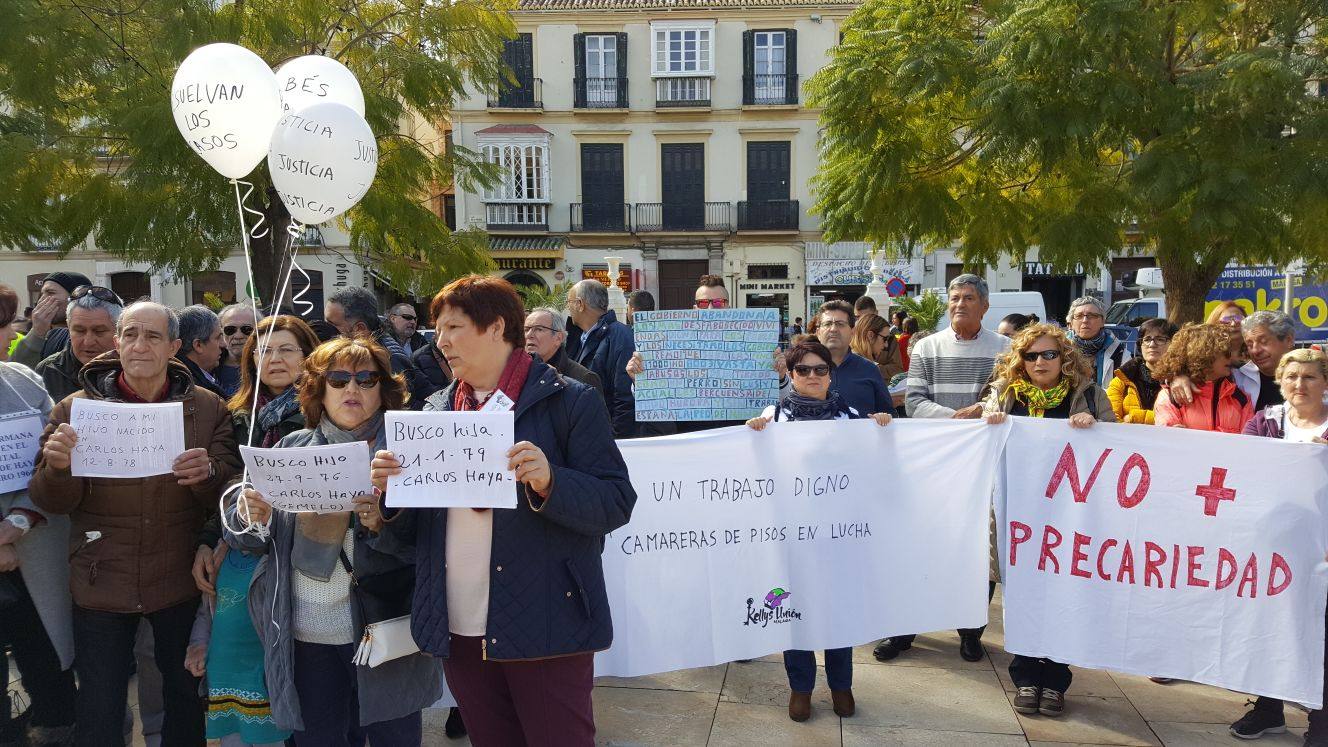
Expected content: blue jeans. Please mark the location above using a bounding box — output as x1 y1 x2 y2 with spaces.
783 648 853 693
291 640 421 747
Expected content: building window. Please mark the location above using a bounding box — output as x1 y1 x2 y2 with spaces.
743 29 797 105
192 271 237 306
575 33 628 109
651 22 714 77
480 137 551 229
747 264 789 280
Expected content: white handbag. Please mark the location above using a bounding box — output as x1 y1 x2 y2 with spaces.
352 614 420 668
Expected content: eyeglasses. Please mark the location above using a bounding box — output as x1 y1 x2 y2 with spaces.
820 320 851 329
1071 312 1103 321
326 370 382 389
395 313 416 322
1219 315 1244 325
695 299 728 309
792 364 831 377
70 285 124 306
223 325 254 337
1021 350 1062 362
257 345 303 359
1141 336 1170 346
524 325 556 336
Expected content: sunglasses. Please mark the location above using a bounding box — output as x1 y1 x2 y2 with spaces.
396 314 417 322
792 364 831 377
695 299 728 309
326 370 382 389
223 325 254 337
71 285 124 306
1021 350 1061 362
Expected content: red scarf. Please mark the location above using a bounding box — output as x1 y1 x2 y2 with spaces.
453 348 532 413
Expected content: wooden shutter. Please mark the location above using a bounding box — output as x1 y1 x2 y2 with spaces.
615 32 629 108
573 33 586 108
742 30 754 105
784 29 798 104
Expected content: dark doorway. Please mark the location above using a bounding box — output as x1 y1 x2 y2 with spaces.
658 259 709 310
498 34 536 107
109 272 150 303
747 141 790 202
661 144 704 231
1023 275 1084 323
581 144 625 231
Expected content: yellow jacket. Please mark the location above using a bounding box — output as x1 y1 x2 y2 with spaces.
1108 368 1155 424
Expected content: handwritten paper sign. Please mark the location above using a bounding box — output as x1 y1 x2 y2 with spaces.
632 309 780 422
240 442 372 513
0 412 42 493
384 411 516 509
70 400 186 478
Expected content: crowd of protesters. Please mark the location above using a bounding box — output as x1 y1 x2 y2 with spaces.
0 266 1326 747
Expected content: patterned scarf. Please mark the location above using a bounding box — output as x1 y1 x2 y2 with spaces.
1072 331 1111 383
783 391 850 421
1009 378 1070 418
255 385 301 448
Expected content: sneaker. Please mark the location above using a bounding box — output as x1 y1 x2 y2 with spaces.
872 637 912 662
1039 689 1065 717
1230 700 1287 739
1013 686 1040 714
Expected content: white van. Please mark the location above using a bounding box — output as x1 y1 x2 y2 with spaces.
938 291 1047 333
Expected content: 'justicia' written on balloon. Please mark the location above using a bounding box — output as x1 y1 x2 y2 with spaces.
276 113 334 138
273 153 335 180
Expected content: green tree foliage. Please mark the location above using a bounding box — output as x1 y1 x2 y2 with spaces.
0 0 515 305
808 0 1328 322
895 289 945 332
516 281 572 311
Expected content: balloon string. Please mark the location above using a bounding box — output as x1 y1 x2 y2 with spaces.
235 179 270 240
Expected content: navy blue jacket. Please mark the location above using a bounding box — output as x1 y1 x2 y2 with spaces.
831 352 896 417
402 358 637 661
572 310 637 438
406 343 451 410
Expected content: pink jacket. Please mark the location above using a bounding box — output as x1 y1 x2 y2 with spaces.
1154 378 1253 433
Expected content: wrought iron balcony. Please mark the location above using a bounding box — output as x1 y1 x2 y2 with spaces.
654 77 711 108
634 202 731 232
742 74 799 106
488 78 543 109
574 77 628 109
737 200 800 231
571 203 631 232
485 203 548 231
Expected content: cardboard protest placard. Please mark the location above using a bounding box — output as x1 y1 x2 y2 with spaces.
632 309 780 421
0 411 43 493
240 442 372 513
384 411 516 509
69 400 186 478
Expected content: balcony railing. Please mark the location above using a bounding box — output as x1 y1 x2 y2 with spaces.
634 202 731 232
574 77 628 109
655 77 711 108
737 200 800 231
488 78 543 109
485 203 548 231
571 203 631 232
742 74 799 106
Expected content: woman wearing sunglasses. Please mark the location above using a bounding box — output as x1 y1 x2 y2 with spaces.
747 338 892 723
983 324 1114 719
228 336 444 746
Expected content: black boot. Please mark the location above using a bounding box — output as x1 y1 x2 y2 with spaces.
445 707 467 739
872 637 912 661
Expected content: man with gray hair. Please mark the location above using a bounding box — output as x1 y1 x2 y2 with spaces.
214 303 260 397
35 285 124 404
524 306 603 394
1169 309 1298 415
1066 295 1130 387
566 279 636 437
387 302 427 356
174 305 226 398
325 286 412 375
884 273 1009 665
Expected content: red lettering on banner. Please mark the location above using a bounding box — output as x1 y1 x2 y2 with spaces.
1268 553 1292 596
1117 540 1136 584
1045 443 1113 503
1171 543 1181 588
1195 467 1237 517
1144 542 1166 587
1039 525 1063 573
1187 546 1209 588
1116 452 1151 508
1237 554 1259 598
1071 532 1093 578
1009 521 1032 565
1096 538 1118 580
1215 548 1239 590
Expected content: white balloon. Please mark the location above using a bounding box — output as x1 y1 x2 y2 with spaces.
268 102 379 225
171 43 283 180
276 55 366 117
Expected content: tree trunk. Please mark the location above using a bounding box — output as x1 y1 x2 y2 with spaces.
246 190 294 312
1158 249 1226 325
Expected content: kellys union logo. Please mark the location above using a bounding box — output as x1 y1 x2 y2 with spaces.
744 586 803 628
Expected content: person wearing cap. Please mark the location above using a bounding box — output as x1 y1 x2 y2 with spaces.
11 271 93 368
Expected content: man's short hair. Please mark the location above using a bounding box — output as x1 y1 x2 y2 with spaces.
68 292 123 326
117 301 180 341
818 299 854 322
948 273 990 302
628 290 656 312
1067 295 1107 321
390 302 415 317
572 279 609 312
328 286 382 330
854 296 877 314
697 274 726 290
530 307 567 335
218 303 262 323
177 305 220 352
1243 310 1295 341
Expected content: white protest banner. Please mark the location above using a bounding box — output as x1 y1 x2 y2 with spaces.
998 417 1328 707
240 442 371 513
0 411 42 493
632 309 779 422
69 400 186 478
595 419 1008 677
384 411 516 509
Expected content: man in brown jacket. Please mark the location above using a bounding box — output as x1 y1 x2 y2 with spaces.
30 301 240 747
